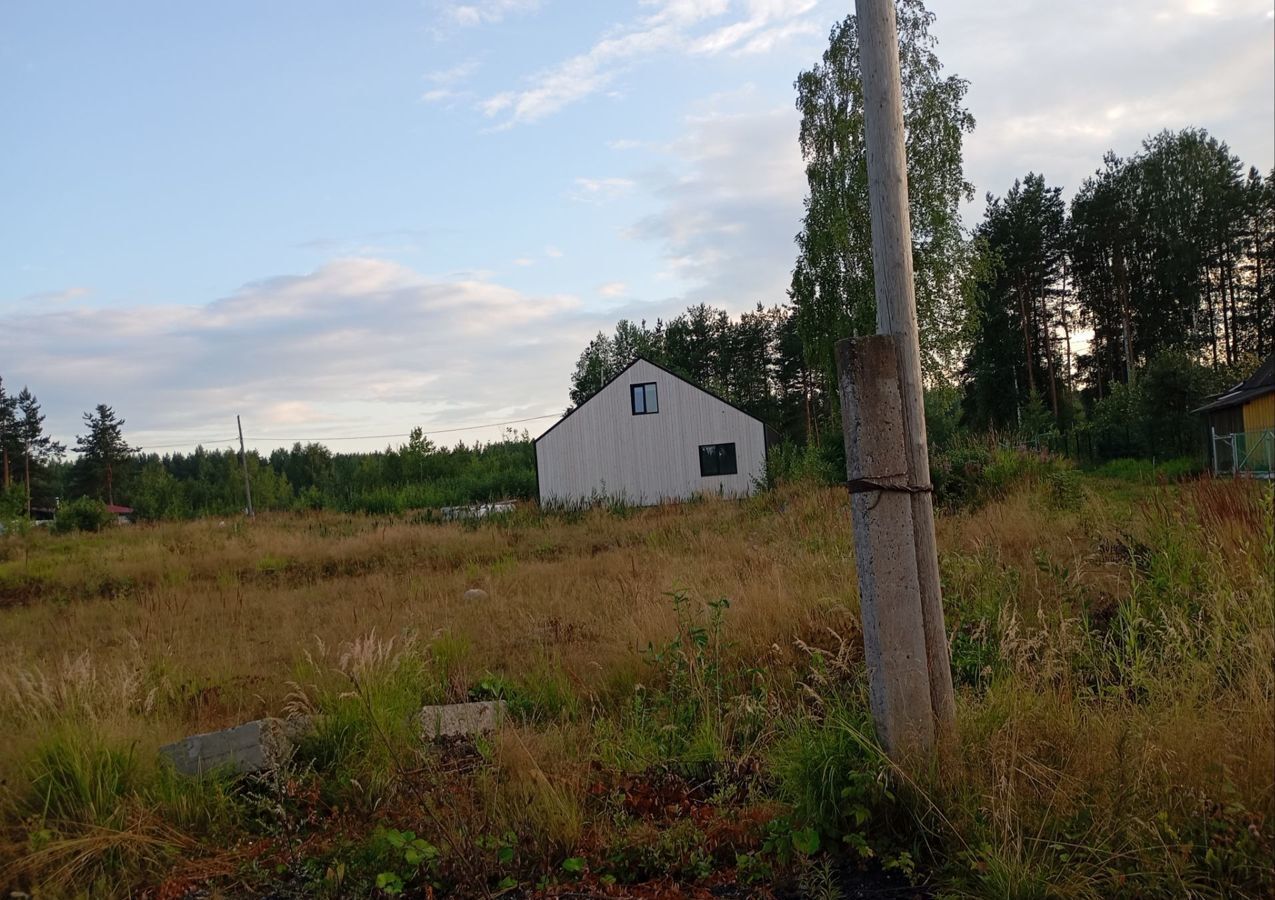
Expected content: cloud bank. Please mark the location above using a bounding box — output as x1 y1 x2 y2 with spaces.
0 259 593 450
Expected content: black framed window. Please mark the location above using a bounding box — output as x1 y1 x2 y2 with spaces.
631 382 658 415
699 442 737 477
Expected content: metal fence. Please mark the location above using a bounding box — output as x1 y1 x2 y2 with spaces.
1211 428 1275 478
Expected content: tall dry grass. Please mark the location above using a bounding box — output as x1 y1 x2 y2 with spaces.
0 475 1270 895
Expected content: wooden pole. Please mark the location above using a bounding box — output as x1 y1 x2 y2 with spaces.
237 415 255 518
837 336 935 755
853 0 955 740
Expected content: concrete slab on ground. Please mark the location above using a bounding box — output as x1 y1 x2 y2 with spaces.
160 717 304 776
419 699 506 740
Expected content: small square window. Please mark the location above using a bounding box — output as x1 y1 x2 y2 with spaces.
699 442 738 477
631 382 658 415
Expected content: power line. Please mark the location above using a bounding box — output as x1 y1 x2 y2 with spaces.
131 413 560 451
141 439 238 450
249 413 558 443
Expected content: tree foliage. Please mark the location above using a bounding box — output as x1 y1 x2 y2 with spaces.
72 404 137 506
790 1 975 407
964 173 1071 431
567 304 818 442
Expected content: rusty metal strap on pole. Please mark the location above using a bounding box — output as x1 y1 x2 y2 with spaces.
845 476 933 494
844 476 933 512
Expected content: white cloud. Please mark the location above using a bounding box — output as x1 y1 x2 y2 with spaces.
944 0 1274 215
422 59 480 104
597 281 627 297
544 245 564 258
478 0 818 127
0 259 593 450
440 0 540 27
626 99 806 309
689 0 817 55
571 176 636 202
426 59 480 85
14 287 90 306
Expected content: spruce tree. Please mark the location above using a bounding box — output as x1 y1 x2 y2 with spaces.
16 388 65 514
0 378 18 491
73 404 137 506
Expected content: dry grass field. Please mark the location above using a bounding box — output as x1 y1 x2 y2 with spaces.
0 470 1271 897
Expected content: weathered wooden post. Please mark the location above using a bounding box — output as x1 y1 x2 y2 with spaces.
838 0 956 754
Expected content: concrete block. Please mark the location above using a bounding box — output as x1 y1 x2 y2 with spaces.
418 700 506 740
160 717 306 776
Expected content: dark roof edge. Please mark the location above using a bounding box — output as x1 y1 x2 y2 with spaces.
1193 353 1275 414
1194 383 1275 414
533 355 772 445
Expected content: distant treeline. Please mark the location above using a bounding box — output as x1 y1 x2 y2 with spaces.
0 415 536 521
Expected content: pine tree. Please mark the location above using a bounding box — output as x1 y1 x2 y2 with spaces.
73 404 137 506
0 378 18 491
965 173 1068 429
16 388 65 514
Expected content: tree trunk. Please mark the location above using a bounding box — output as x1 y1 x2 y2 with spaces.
803 371 814 445
1017 279 1036 396
1039 279 1059 422
1060 260 1073 390
1114 248 1134 385
24 440 31 517
1257 220 1267 356
1221 251 1235 365
1204 260 1218 367
106 461 114 507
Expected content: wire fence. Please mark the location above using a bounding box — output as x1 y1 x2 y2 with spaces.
1211 429 1275 478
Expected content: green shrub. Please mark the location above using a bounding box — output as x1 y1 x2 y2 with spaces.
764 440 840 488
52 497 114 534
1092 456 1203 483
931 443 993 509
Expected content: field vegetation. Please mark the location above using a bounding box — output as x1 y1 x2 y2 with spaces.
1 460 1270 897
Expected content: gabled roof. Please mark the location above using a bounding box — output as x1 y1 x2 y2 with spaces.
1195 353 1275 414
534 355 772 445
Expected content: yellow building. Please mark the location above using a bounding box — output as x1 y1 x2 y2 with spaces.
1196 354 1274 475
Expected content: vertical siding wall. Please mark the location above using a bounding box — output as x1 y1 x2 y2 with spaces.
1243 393 1275 432
535 360 767 506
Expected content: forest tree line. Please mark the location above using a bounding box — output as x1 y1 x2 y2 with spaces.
571 129 1272 458
0 384 534 521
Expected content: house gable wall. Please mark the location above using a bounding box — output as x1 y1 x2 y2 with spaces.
535 359 766 505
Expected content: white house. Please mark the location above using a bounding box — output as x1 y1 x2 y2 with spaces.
534 357 774 507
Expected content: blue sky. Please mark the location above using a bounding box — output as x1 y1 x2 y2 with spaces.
2 0 1272 453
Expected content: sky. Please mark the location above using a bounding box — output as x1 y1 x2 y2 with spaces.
2 0 1272 454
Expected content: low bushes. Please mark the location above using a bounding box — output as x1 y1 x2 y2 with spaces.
51 497 113 534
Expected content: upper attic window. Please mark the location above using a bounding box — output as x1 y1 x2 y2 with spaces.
631 382 658 415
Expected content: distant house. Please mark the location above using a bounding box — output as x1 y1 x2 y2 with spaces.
1195 354 1274 476
106 504 135 524
534 357 775 507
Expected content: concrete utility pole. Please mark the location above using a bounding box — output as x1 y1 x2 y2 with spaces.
237 415 255 518
837 0 955 756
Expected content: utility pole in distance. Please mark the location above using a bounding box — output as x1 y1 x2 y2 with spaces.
837 0 955 757
237 415 255 518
